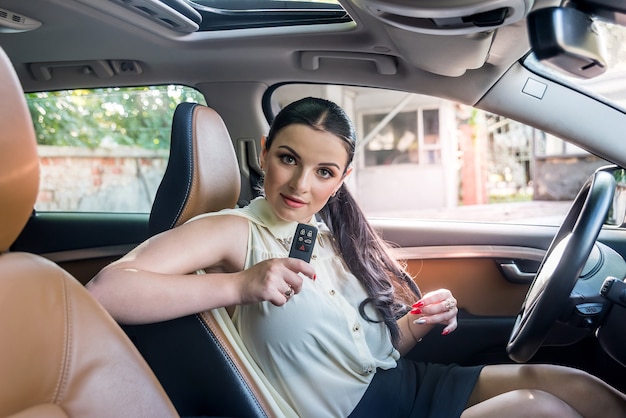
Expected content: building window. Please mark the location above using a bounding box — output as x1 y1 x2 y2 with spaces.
361 108 440 166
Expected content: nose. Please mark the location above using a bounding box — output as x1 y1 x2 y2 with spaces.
289 166 311 193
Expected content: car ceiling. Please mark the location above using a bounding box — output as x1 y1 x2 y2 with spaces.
0 0 560 106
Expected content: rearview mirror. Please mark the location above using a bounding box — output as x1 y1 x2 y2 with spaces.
527 7 607 79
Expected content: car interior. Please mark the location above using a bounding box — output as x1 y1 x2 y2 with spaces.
3 0 626 416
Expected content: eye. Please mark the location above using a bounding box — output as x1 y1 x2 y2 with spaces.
279 153 296 165
317 168 335 179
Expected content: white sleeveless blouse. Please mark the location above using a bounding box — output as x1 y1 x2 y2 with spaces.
197 197 399 417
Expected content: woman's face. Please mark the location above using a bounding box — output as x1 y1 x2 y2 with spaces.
260 123 351 223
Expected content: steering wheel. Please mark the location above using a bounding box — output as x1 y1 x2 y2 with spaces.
506 169 616 363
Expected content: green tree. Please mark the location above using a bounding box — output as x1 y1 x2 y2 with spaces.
26 85 206 149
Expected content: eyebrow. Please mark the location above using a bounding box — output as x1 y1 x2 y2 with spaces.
277 145 342 170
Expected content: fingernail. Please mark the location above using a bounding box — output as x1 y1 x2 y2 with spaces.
414 318 426 325
410 308 422 315
412 301 424 308
441 329 450 336
313 274 317 281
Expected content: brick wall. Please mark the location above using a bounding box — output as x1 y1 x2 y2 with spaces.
37 146 168 212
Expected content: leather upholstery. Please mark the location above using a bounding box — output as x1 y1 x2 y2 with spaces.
148 102 241 236
124 313 273 417
0 255 179 418
124 102 274 417
0 47 39 253
0 46 179 418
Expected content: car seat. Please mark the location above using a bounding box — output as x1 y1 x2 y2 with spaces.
0 46 179 418
123 102 285 417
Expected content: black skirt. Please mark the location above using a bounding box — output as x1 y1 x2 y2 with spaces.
348 359 484 418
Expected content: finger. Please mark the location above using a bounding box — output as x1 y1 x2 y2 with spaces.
283 257 316 281
441 318 458 336
411 297 456 317
412 289 452 309
412 308 457 326
440 297 457 313
269 290 288 307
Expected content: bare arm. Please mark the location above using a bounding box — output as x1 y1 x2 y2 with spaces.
87 213 316 325
86 214 250 324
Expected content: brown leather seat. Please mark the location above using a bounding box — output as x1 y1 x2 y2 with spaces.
124 102 277 417
148 102 241 236
0 46 179 418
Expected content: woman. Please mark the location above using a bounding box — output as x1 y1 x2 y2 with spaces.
88 97 626 417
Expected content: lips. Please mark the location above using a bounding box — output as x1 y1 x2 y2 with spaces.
281 193 306 209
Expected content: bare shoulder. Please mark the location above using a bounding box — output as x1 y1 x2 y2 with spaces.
180 213 250 270
121 213 250 274
185 212 249 235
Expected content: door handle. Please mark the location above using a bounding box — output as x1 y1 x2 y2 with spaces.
498 262 536 284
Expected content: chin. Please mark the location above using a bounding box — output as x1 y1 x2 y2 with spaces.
274 207 313 224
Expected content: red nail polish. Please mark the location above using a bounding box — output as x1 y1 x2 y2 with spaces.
441 329 450 336
313 274 317 281
413 301 424 308
410 308 422 315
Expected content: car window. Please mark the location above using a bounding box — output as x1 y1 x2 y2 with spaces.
270 84 611 226
187 0 351 31
26 85 206 213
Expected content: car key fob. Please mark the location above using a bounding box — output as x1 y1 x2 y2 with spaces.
288 223 318 263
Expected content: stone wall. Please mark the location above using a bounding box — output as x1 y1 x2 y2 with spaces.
37 146 168 212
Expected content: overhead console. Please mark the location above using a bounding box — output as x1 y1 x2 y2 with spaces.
350 0 542 77
354 0 535 35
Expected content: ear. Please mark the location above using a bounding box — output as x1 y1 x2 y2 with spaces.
259 137 267 170
333 166 353 194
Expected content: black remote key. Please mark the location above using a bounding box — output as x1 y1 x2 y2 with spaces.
288 223 318 263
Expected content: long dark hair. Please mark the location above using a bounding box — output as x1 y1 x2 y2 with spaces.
264 97 421 346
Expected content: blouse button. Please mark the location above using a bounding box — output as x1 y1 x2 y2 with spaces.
311 255 317 260
329 290 336 296
352 324 360 332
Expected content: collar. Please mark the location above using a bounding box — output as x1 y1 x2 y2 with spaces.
245 197 328 241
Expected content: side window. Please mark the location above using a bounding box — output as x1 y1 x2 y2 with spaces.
26 86 207 212
270 84 610 226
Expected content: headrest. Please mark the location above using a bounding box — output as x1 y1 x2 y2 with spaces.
149 102 241 236
0 47 40 253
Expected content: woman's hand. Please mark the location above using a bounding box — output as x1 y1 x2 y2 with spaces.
238 258 316 306
409 289 458 336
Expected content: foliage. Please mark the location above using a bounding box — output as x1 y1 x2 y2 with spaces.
25 85 206 149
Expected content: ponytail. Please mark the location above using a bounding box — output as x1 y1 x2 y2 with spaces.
319 184 421 346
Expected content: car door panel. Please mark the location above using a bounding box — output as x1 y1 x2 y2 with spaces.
375 219 626 391
11 212 149 284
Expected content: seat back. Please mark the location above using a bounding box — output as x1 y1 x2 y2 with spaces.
124 102 274 417
0 46 178 418
148 102 241 235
